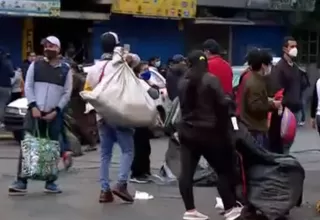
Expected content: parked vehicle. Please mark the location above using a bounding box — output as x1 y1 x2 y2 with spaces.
4 66 171 142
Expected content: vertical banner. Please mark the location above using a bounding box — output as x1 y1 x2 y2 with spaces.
22 18 34 60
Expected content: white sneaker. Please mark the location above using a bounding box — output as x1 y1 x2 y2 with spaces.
183 210 209 220
224 207 243 220
215 197 225 214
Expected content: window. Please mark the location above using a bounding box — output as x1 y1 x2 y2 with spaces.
294 30 319 65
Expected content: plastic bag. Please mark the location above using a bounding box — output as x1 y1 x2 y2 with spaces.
281 107 297 144
235 121 304 220
80 48 157 127
164 97 180 134
20 126 60 181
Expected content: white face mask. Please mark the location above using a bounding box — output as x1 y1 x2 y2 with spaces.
288 47 298 57
155 60 161 67
265 65 272 75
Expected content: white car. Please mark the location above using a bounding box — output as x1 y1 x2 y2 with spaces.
4 67 171 141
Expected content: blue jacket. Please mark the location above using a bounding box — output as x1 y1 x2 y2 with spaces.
0 55 14 87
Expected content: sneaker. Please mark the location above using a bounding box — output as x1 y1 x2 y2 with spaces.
8 181 27 195
62 151 73 170
112 183 134 203
130 176 150 184
44 183 62 194
99 190 114 203
183 210 209 220
298 121 305 126
224 207 243 220
215 198 243 215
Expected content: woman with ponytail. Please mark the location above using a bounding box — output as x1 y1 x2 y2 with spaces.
178 50 241 220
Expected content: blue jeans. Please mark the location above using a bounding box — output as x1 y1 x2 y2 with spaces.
59 113 70 156
251 131 269 150
98 120 134 191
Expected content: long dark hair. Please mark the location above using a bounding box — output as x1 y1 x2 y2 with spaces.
185 50 208 107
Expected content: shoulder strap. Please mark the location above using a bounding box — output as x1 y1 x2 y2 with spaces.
98 61 109 83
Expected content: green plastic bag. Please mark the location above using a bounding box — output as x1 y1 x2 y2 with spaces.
20 122 60 181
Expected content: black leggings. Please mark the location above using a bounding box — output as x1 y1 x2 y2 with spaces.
131 127 151 177
179 135 237 211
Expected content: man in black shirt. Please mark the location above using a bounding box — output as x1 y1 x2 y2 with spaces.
267 36 309 154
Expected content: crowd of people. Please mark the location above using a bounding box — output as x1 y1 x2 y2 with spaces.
0 30 315 220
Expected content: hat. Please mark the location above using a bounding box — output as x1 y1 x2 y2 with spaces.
172 54 185 63
101 31 120 44
41 36 61 48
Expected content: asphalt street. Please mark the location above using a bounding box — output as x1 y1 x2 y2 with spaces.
0 127 320 220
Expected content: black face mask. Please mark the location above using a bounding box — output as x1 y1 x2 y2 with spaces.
44 50 58 60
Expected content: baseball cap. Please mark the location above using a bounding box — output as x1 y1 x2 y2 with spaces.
172 54 185 63
41 36 61 48
101 31 120 44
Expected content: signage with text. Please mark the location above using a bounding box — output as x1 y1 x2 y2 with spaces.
111 0 197 19
0 0 60 17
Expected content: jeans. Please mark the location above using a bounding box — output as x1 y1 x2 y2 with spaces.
17 110 62 184
250 130 269 150
98 120 134 191
59 113 70 156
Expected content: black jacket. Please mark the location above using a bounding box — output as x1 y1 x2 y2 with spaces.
166 63 187 101
0 55 14 87
21 60 31 80
267 58 309 113
178 73 229 139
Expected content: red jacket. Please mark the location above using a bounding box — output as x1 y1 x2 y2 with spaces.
207 56 233 94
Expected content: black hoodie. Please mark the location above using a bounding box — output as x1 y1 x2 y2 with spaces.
166 63 187 101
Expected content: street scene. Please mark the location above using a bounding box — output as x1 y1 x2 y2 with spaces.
0 128 319 220
0 0 319 220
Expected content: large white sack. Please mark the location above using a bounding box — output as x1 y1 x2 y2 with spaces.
80 50 157 127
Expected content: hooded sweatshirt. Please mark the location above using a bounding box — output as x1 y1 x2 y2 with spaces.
166 63 187 101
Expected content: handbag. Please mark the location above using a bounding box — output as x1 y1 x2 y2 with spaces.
80 49 157 127
20 121 60 181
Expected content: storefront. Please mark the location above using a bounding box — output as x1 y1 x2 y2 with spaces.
92 15 185 62
231 25 288 65
0 17 23 67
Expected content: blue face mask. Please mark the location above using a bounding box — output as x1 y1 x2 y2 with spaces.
140 71 151 81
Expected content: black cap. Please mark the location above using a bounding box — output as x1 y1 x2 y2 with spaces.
100 32 120 53
202 39 220 55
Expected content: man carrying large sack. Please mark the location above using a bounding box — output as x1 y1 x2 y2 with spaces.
83 32 139 203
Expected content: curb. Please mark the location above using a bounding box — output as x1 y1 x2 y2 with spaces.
0 133 13 141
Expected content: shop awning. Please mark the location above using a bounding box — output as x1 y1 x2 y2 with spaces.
59 11 110 20
194 17 284 26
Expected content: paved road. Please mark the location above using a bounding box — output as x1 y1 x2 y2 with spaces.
0 127 320 220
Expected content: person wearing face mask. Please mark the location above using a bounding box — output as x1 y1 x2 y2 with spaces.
148 56 161 70
130 61 159 183
240 49 281 148
8 36 73 195
267 36 309 120
267 36 309 154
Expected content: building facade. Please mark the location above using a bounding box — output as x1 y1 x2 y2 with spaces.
0 0 316 67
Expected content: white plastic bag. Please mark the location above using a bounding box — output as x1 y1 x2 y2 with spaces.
80 49 157 127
